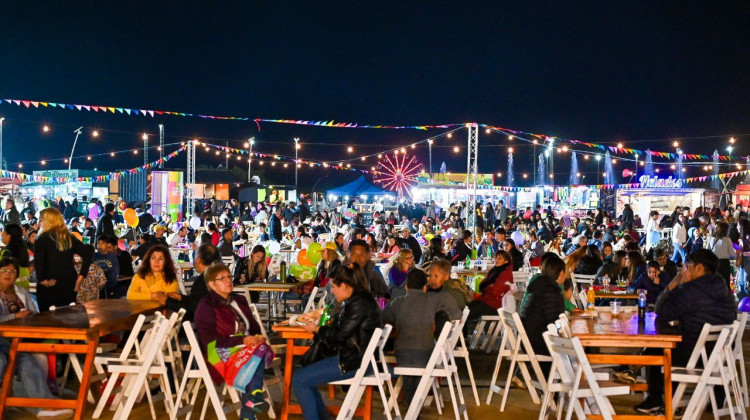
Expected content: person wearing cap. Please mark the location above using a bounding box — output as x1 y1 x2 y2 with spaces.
302 242 342 306
167 223 188 247
151 224 168 246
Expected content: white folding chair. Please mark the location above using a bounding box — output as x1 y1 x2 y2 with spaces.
94 314 173 420
330 325 401 420
576 290 588 310
512 271 531 289
539 332 630 420
486 311 553 411
221 256 235 273
570 273 595 294
451 307 480 405
398 321 468 420
471 311 503 353
248 302 284 415
732 313 748 404
171 321 242 420
671 323 741 419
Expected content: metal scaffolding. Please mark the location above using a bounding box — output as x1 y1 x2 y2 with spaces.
465 123 479 246
186 140 196 216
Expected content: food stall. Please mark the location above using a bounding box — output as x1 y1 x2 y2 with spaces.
412 172 511 208
616 175 707 222
23 169 109 201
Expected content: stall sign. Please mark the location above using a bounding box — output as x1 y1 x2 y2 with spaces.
417 172 494 187
638 175 684 189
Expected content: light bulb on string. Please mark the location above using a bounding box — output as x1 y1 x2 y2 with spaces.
410 144 416 149
400 147 406 153
361 156 366 161
88 156 93 160
447 133 453 139
508 147 514 153
730 137 736 144
92 130 99 138
42 125 50 133
110 152 115 157
672 140 679 148
347 146 353 153
141 133 147 140
617 142 623 148
508 135 514 140
485 128 491 134
453 146 460 153
532 139 538 144
41 160 46 165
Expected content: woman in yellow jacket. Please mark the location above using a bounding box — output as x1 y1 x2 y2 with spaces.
127 244 180 301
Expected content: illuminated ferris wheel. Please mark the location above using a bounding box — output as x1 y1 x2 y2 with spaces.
374 152 421 198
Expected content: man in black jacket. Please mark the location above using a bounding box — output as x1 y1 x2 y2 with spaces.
635 249 736 414
347 239 389 298
159 243 222 320
96 203 116 242
399 228 423 264
450 230 473 265
269 206 282 242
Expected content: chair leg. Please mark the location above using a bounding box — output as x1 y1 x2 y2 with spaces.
486 340 505 404
499 358 517 411
92 371 120 419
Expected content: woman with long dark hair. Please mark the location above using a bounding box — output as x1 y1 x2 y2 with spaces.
127 244 179 301
293 264 380 419
708 221 735 288
1 224 30 278
34 208 92 311
625 250 647 286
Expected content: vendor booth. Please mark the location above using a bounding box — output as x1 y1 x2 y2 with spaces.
412 172 511 208
327 176 391 223
23 169 109 201
616 175 706 222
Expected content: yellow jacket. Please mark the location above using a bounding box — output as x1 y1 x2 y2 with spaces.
127 272 179 300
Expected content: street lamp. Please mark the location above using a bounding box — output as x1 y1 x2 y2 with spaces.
68 127 84 171
0 117 4 170
247 137 255 182
294 137 300 199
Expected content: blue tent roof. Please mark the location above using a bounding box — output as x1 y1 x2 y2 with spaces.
328 175 390 196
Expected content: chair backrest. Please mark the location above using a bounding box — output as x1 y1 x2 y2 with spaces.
551 313 572 338
248 303 271 340
577 290 588 309
571 273 595 293
687 322 737 369
302 286 319 314
222 256 235 273
734 313 748 356
503 310 544 360
403 321 454 420
348 327 383 382
512 271 531 285
543 332 616 417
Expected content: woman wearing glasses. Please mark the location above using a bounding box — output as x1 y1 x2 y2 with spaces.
0 256 75 419
195 263 273 420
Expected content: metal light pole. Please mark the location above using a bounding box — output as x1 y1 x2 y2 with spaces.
428 139 433 180
0 117 4 170
595 155 601 184
142 133 148 165
158 124 164 167
294 137 300 198
69 127 83 171
247 137 255 182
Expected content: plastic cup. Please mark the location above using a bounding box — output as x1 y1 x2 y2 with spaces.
610 301 621 315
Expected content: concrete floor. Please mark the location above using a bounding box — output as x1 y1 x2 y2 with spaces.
6 336 748 419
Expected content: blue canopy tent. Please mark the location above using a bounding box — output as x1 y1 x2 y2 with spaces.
327 175 390 197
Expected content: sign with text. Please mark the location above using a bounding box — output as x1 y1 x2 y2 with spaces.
638 175 684 189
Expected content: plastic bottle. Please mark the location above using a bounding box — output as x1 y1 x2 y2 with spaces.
318 303 333 327
603 275 610 292
586 287 596 310
279 261 287 283
464 256 471 270
638 290 647 321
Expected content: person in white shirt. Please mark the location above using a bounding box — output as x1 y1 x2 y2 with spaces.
645 211 661 251
254 207 268 225
167 224 188 247
671 214 688 264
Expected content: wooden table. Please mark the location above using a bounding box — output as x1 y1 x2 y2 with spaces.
595 291 638 300
234 280 312 328
571 311 682 420
0 299 164 420
272 323 372 420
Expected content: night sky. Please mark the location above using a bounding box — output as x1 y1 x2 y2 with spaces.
1 2 749 191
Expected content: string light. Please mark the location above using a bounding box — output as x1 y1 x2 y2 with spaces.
522 173 528 179
18 164 22 168
377 154 383 159
508 135 514 140
640 161 645 166
110 152 115 157
617 142 623 148
496 172 502 177
92 130 99 138
283 163 288 168
485 128 491 134
271 162 276 166
453 146 460 153
410 144 416 149
584 155 589 160
670 164 676 170
64 158 68 163
360 156 366 161
133 150 138 155
508 147 514 153
42 125 50 133
41 160 46 165
427 140 433 145
87 156 93 160
295 143 301 150
532 139 538 144
672 140 679 148
141 133 147 140
612 159 617 164
730 137 736 144
447 133 453 139
561 145 569 152
400 147 406 153
655 168 660 173
347 146 353 153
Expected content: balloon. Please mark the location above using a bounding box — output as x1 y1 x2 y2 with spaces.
72 232 82 240
297 249 312 266
118 201 127 211
123 208 138 228
289 264 317 280
307 242 322 265
268 241 281 255
189 216 202 230
622 168 632 178
739 297 750 313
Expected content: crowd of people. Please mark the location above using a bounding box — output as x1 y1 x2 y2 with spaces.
0 192 745 418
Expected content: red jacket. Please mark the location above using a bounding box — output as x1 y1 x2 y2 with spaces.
477 263 514 310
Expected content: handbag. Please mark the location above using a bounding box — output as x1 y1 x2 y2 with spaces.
299 336 334 367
